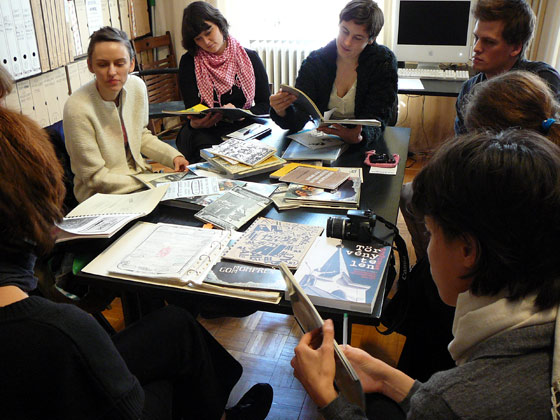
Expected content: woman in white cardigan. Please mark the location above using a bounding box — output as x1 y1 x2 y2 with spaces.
64 27 189 202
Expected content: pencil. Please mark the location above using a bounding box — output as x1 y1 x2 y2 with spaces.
343 313 348 346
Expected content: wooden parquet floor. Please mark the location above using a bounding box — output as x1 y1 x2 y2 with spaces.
102 156 427 419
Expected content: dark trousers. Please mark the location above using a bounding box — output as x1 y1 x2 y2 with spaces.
112 305 242 420
365 393 406 419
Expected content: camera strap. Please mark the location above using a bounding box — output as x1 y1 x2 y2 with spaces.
373 215 410 336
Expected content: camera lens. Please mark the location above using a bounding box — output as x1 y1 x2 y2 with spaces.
326 216 349 239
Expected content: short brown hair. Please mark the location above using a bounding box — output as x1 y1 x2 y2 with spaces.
87 26 135 61
474 0 535 58
0 108 65 254
465 71 560 145
339 0 384 40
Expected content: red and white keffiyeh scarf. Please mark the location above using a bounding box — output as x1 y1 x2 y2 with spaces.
194 36 255 109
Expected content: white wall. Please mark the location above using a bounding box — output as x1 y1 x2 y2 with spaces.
536 1 560 69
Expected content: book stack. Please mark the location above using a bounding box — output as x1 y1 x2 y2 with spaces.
200 138 286 179
201 149 286 179
270 166 362 210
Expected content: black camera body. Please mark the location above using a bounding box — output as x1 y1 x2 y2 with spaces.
326 209 377 243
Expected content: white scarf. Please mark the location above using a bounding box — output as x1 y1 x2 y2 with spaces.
449 290 556 366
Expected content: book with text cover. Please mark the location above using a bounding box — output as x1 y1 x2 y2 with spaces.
55 187 168 242
223 217 324 269
163 103 269 119
194 186 272 230
204 261 286 292
294 236 391 313
280 84 381 127
200 149 286 178
210 138 277 167
279 165 350 190
284 177 361 209
278 263 365 411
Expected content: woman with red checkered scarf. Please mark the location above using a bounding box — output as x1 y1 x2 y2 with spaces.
175 1 270 162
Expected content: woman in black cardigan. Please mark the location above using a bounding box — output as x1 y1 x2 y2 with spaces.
270 0 397 148
175 1 270 162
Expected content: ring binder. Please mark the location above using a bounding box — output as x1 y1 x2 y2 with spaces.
109 222 233 285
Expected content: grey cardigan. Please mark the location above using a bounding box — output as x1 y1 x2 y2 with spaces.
321 322 554 419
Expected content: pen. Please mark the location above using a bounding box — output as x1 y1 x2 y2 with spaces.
243 127 255 136
343 313 348 346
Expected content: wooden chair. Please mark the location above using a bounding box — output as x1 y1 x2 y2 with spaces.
133 31 184 138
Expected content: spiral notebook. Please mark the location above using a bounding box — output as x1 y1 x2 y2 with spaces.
107 222 232 284
55 187 168 242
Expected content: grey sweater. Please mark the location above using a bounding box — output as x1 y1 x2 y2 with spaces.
321 322 554 419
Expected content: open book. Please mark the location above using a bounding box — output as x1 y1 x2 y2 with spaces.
163 103 269 119
278 263 366 410
55 187 168 242
280 84 381 127
82 222 281 303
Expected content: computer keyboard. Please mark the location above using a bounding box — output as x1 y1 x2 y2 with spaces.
398 68 470 81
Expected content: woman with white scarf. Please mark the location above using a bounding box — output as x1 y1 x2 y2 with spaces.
175 1 270 162
291 129 560 419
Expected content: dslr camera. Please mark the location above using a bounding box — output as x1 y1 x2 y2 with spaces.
326 209 376 243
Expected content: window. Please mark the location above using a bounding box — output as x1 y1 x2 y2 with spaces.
219 0 387 45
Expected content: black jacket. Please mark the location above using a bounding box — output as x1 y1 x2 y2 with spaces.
271 40 398 147
178 48 270 116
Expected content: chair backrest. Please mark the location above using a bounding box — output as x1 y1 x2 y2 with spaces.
133 31 181 104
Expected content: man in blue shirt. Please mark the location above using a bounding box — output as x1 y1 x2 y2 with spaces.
404 0 560 261
454 0 560 134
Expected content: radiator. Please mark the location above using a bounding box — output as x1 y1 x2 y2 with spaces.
249 40 321 93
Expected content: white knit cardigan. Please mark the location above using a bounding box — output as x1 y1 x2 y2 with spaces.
63 75 182 202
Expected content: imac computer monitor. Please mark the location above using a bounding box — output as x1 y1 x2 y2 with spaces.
392 0 475 65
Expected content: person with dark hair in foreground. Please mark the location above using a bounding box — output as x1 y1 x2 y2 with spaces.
175 1 270 162
292 129 560 419
270 0 397 148
0 66 272 420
